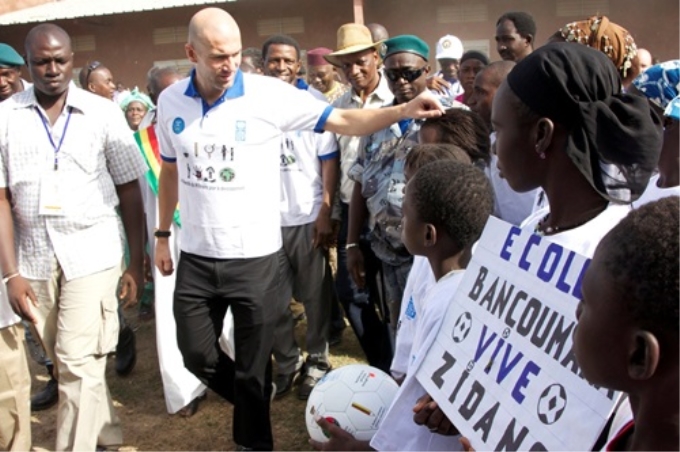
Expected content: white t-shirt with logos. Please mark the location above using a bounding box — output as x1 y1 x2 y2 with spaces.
372 270 465 452
156 71 332 258
391 255 435 380
280 90 338 227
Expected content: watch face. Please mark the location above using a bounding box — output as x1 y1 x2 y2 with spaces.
154 230 171 238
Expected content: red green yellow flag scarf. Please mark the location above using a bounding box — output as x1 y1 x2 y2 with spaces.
133 126 181 227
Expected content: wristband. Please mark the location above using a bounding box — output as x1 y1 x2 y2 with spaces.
345 242 360 250
154 230 171 238
2 272 20 284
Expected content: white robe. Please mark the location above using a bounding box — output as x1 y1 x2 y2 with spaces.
140 124 235 413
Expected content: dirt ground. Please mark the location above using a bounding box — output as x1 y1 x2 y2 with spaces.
28 305 365 451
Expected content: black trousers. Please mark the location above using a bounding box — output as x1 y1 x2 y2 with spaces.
174 251 279 451
334 202 393 373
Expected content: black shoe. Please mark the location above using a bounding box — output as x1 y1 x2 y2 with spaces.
177 392 207 418
274 371 298 398
31 377 58 411
298 365 330 400
115 325 137 376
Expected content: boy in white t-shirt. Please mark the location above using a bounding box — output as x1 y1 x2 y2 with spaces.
311 159 494 451
391 143 472 382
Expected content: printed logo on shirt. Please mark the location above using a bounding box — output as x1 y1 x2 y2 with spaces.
405 296 416 320
280 154 296 167
220 145 235 162
192 165 216 182
280 137 298 169
172 117 185 134
235 120 246 141
219 167 236 182
203 144 218 159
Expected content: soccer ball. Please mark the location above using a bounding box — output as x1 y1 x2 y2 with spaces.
452 312 472 343
537 383 567 425
305 364 399 443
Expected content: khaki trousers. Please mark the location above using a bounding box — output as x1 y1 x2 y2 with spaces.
29 257 123 451
0 323 31 451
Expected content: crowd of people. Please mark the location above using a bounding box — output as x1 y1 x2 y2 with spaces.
0 5 677 452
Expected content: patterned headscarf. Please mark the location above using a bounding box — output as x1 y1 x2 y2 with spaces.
119 87 154 112
665 95 680 120
632 60 680 110
558 15 638 79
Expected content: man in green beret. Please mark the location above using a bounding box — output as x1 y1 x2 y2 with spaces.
0 43 28 102
345 35 432 354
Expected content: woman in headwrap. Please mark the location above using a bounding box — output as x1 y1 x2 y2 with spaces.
492 42 662 256
629 60 680 205
550 15 640 88
412 44 662 451
119 87 154 131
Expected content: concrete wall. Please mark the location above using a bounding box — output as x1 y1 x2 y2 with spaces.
365 0 678 70
0 0 677 91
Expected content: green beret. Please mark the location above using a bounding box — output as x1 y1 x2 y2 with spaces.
381 35 429 61
0 43 24 68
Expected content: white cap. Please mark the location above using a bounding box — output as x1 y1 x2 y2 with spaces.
435 35 464 60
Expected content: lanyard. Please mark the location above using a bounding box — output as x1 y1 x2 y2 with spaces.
37 107 72 170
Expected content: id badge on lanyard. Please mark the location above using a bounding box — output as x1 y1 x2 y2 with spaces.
37 107 71 216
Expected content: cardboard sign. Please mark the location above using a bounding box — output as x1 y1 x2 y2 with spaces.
415 217 619 451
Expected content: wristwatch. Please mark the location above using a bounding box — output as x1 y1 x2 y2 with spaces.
154 230 171 238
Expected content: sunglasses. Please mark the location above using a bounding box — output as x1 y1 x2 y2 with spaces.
384 66 427 83
82 60 101 84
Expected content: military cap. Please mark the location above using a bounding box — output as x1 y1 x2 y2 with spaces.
0 43 24 68
381 35 429 61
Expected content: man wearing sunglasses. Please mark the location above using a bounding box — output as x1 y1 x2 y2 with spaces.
345 35 432 359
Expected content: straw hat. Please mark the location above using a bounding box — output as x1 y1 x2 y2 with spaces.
324 23 383 67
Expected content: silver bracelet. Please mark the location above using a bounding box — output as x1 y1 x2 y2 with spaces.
345 242 360 250
2 272 20 284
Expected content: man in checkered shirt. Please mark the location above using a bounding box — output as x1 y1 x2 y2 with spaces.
0 24 146 451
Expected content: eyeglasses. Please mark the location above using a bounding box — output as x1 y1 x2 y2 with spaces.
82 60 101 84
384 66 427 83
